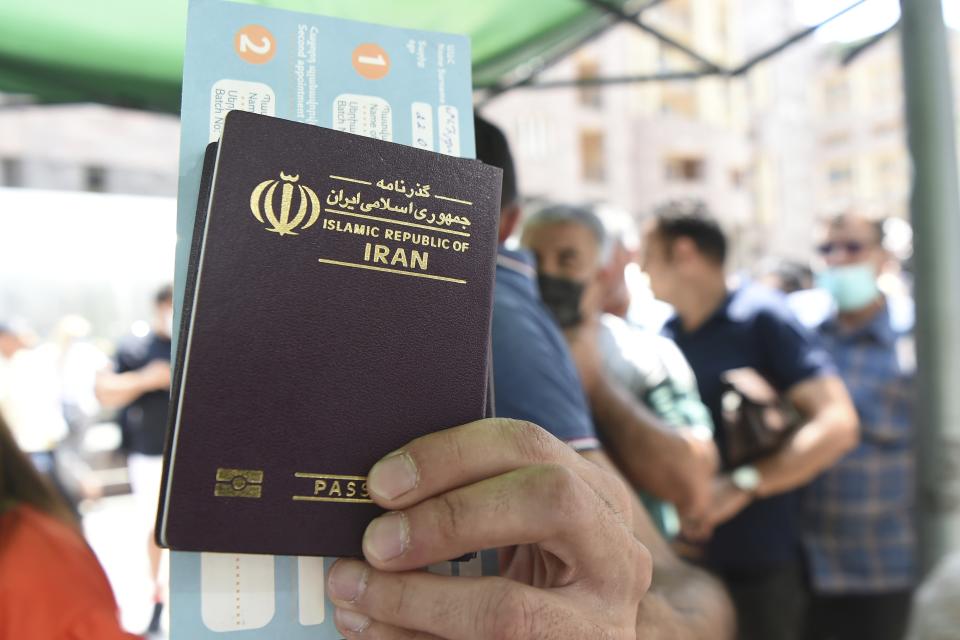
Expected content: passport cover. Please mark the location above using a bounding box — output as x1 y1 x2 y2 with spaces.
158 110 501 557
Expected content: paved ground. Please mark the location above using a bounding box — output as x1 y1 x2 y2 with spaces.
83 494 169 638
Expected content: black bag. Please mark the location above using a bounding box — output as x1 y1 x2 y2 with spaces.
719 368 800 467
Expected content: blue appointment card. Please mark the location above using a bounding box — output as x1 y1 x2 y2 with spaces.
174 0 475 315
171 0 477 636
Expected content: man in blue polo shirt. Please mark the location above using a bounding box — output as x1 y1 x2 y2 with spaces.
474 118 599 451
641 203 858 640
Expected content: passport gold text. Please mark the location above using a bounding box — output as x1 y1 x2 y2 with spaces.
292 473 374 504
363 242 429 271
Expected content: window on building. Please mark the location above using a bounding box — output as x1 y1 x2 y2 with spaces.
716 5 729 48
824 77 850 113
821 130 851 146
665 156 705 182
1 158 23 187
516 115 554 159
85 166 107 193
878 157 901 178
580 130 606 182
576 59 603 108
660 84 698 118
871 60 901 104
828 164 853 187
877 156 907 197
730 168 745 189
872 119 901 136
658 0 692 33
656 46 692 74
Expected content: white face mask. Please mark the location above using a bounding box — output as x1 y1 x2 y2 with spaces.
816 263 880 311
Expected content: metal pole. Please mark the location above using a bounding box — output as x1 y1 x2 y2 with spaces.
899 0 960 573
476 69 719 91
479 0 870 97
728 0 867 75
477 0 666 106
583 0 723 72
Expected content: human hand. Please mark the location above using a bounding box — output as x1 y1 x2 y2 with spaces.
681 475 752 543
327 418 651 639
139 360 171 392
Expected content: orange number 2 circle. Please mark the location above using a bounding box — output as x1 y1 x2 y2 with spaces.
235 25 276 64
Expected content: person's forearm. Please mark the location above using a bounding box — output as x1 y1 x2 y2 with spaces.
637 563 735 640
94 372 150 409
588 374 704 510
754 405 858 497
583 449 735 640
629 485 735 640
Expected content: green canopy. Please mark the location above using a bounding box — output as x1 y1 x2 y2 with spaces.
0 0 628 113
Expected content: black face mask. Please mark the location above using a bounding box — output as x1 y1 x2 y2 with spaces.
537 273 586 328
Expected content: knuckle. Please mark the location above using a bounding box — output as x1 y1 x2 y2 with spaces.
363 571 422 626
581 460 634 530
407 426 467 474
433 490 467 543
485 587 540 640
497 419 560 463
436 426 469 469
596 465 633 516
536 463 588 517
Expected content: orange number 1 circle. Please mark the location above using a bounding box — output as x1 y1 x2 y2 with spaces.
352 43 391 80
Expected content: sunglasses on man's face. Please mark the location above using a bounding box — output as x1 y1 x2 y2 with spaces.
817 240 871 256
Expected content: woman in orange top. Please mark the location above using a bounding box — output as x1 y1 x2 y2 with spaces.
0 412 138 639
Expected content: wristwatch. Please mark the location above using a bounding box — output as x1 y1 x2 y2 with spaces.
730 465 761 496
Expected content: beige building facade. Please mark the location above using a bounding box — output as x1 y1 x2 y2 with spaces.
482 1 959 265
2 1 958 267
481 0 752 240
0 98 179 197
814 29 960 225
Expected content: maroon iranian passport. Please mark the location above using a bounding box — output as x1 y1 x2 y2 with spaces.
156 110 501 557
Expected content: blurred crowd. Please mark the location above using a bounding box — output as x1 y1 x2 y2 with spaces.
0 116 958 640
0 287 173 638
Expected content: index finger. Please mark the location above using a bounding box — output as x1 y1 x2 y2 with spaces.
366 418 588 510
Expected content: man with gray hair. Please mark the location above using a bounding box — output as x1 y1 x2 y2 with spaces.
522 203 718 534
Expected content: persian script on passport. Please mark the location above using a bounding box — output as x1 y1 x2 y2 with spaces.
157 110 501 557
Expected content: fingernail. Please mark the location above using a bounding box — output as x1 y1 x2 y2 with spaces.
363 511 409 562
335 607 371 633
327 559 369 603
368 451 418 500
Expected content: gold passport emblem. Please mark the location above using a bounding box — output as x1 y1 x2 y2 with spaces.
250 171 321 236
214 468 264 498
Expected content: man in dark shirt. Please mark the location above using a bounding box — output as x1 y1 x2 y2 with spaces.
642 204 858 640
95 284 173 635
